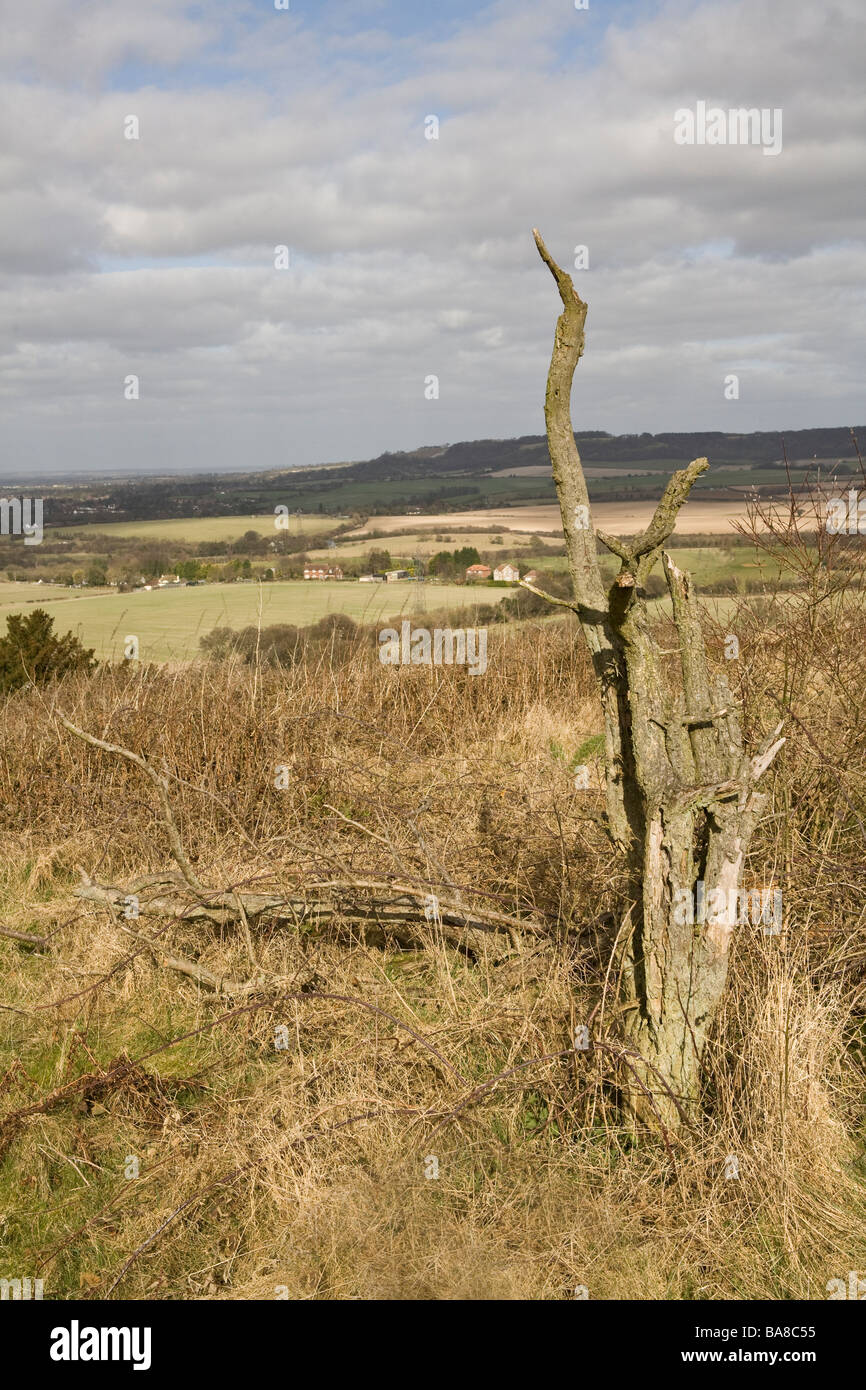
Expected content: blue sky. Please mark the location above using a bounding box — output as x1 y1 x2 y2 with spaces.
0 0 863 475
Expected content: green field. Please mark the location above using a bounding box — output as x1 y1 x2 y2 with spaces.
0 581 115 610
0 536 788 666
0 581 506 662
0 582 87 606
50 513 337 543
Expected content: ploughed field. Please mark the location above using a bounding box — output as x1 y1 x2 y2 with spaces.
345 497 760 537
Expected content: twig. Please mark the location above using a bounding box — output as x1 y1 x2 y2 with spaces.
0 926 48 950
56 713 203 892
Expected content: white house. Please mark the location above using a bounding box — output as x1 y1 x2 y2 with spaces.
493 562 520 583
303 564 344 580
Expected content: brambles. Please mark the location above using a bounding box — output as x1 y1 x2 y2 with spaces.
0 604 864 1298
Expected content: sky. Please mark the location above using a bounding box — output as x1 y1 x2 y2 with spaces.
0 0 863 477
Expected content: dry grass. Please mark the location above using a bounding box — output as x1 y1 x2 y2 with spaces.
1 599 865 1301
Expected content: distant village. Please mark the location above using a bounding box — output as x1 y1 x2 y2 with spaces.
302 561 538 585
105 561 539 591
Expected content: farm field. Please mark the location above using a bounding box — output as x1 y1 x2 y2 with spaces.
0 582 90 608
591 544 788 590
347 497 760 538
491 464 669 477
1 580 506 662
49 513 336 544
306 530 546 561
310 536 786 591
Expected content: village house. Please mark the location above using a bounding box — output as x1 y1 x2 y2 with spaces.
523 569 540 585
465 564 492 581
303 563 344 580
493 562 520 583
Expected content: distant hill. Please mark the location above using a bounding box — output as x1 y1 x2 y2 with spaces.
41 426 864 527
332 426 862 482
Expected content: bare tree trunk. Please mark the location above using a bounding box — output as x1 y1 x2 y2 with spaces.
528 231 784 1127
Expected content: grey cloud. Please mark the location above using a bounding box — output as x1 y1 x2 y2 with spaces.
0 0 863 474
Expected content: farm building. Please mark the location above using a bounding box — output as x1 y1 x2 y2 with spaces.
303 564 344 580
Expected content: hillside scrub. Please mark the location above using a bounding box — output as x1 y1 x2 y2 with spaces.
0 608 96 695
1 579 865 1298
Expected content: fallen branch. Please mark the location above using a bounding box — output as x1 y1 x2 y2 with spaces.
0 926 49 951
73 867 548 959
60 714 553 961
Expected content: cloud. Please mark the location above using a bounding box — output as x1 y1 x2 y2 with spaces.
1 0 864 474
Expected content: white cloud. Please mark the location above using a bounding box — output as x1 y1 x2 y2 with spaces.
0 0 863 474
